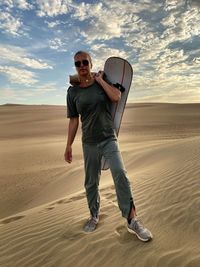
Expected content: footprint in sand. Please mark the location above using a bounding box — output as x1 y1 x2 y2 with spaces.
61 220 86 240
52 193 86 205
100 207 110 213
102 192 116 201
45 206 55 211
100 185 115 194
48 198 74 208
69 193 86 201
61 214 108 240
115 225 134 244
43 193 86 213
99 213 108 220
62 229 85 240
0 215 25 225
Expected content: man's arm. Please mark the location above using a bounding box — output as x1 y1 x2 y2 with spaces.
64 117 79 163
94 71 121 102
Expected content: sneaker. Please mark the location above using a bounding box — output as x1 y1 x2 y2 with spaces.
83 216 99 232
127 217 153 242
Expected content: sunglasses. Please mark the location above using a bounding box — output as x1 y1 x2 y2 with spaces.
74 59 89 68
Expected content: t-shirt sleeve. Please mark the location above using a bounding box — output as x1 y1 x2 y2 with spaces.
66 86 79 118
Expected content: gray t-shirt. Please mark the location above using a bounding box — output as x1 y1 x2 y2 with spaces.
67 81 117 144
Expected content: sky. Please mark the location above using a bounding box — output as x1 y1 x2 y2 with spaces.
0 0 200 105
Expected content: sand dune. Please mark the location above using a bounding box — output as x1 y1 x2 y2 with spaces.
0 103 200 267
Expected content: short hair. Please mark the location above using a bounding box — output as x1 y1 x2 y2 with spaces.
74 50 92 65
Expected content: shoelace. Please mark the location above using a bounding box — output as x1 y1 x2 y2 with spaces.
132 218 145 231
87 217 98 225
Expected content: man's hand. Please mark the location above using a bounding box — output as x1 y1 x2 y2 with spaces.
64 146 72 163
94 70 121 102
93 71 104 83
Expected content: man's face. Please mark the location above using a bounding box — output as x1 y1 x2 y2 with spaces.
74 53 92 76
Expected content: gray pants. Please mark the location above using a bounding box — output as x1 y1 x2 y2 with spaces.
82 137 135 219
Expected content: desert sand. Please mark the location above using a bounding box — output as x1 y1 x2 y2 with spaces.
0 103 200 267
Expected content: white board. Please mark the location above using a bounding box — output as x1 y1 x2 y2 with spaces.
101 57 133 170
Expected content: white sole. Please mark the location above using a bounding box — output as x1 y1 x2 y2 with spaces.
127 227 152 242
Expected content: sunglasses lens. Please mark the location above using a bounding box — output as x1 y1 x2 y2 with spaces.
75 60 89 68
75 61 81 67
82 60 89 66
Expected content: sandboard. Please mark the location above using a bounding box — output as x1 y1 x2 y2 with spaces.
101 57 133 170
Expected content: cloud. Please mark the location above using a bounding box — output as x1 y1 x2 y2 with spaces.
132 73 200 103
0 87 28 102
36 0 72 17
45 20 61 28
91 44 129 70
14 0 33 10
193 57 200 64
0 11 22 36
71 2 128 42
3 0 33 10
72 3 124 41
118 0 200 87
164 0 183 11
70 0 163 43
0 45 53 69
103 0 161 13
0 0 33 36
0 82 59 104
132 88 200 103
49 38 67 51
189 0 200 8
160 8 200 43
0 0 199 104
0 66 38 85
66 0 199 103
156 49 189 71
32 83 57 92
